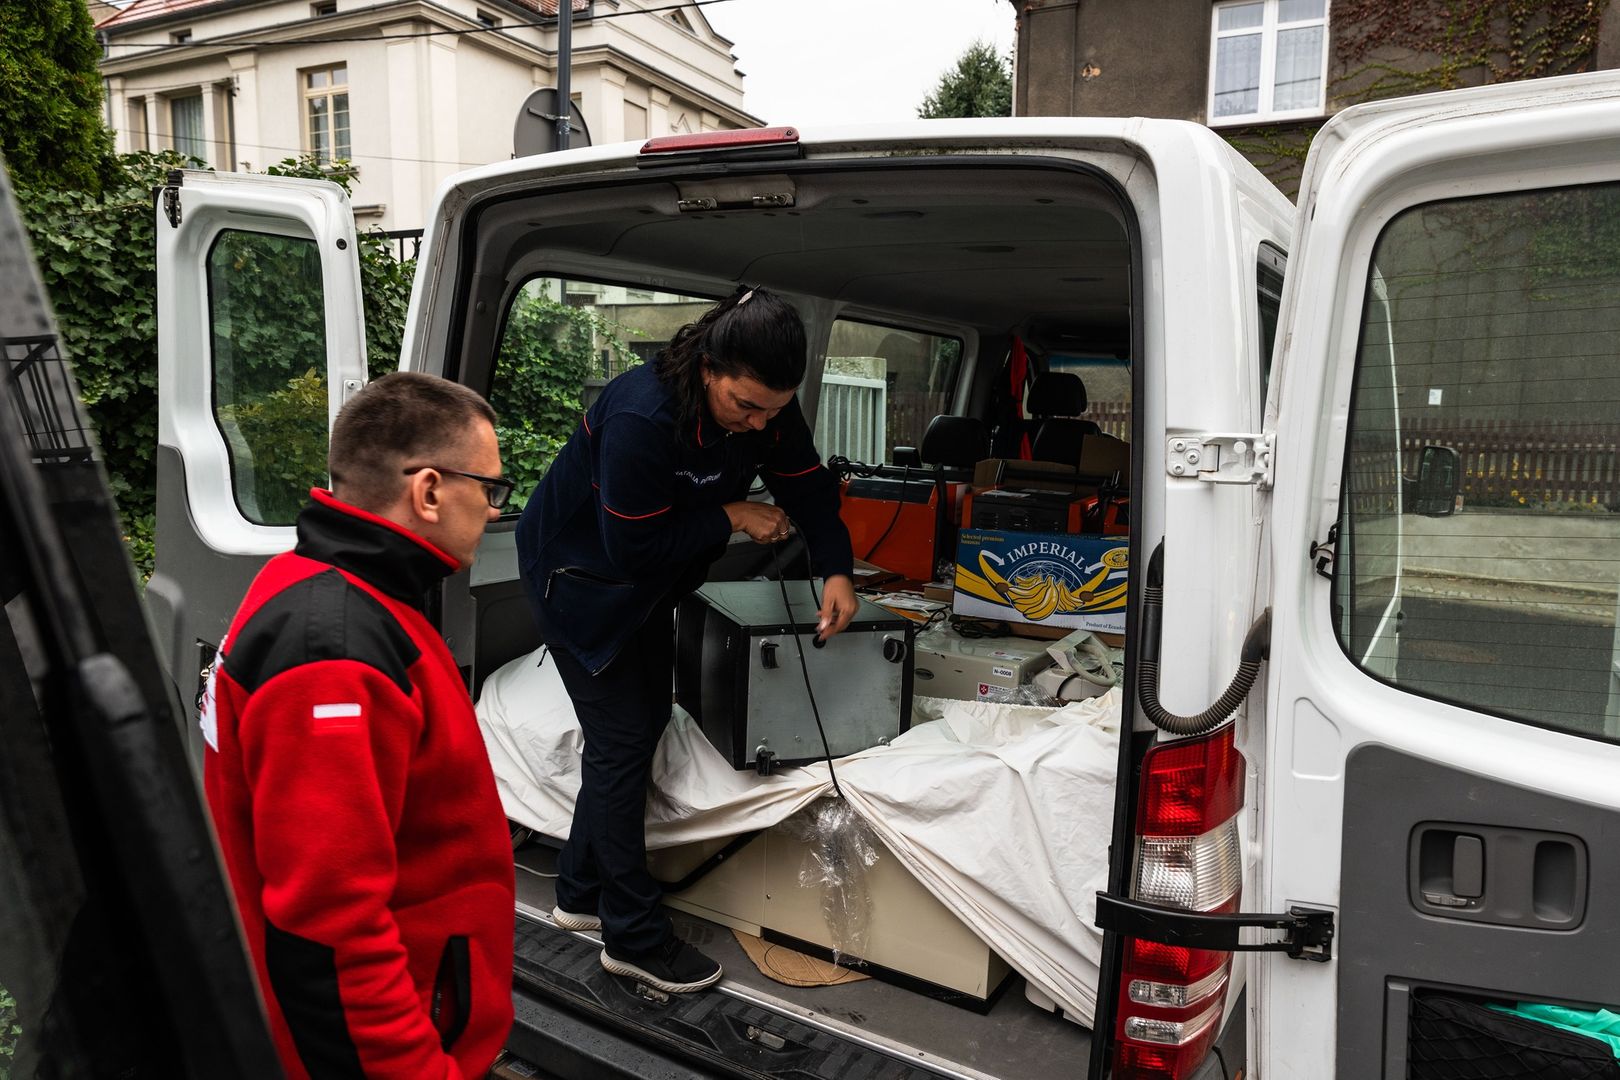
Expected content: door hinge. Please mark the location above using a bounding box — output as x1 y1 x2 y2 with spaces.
1095 893 1334 962
1166 431 1273 488
1310 522 1338 580
162 168 183 228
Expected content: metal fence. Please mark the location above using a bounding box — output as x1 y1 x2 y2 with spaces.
4 333 96 465
816 374 887 464
379 228 423 262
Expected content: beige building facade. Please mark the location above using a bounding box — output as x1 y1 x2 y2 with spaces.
98 0 758 230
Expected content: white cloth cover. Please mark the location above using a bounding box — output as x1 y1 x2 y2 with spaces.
476 647 1120 1026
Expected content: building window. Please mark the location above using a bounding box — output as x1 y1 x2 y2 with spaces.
128 98 150 151
170 94 206 162
311 1 337 16
1209 0 1327 125
476 8 500 27
623 100 648 140
304 65 351 164
171 28 192 44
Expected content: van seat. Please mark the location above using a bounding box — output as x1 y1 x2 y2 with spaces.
1028 372 1100 462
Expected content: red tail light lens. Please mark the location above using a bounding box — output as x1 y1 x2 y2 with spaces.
1114 725 1246 1079
1136 725 1245 835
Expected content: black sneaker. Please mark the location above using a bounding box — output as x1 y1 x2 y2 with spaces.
601 936 723 993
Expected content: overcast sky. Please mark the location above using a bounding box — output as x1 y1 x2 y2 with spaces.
700 0 1017 127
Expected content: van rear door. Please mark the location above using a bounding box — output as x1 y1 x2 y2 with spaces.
1261 71 1620 1076
147 171 368 759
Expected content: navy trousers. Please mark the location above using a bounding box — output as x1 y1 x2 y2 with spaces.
549 605 676 955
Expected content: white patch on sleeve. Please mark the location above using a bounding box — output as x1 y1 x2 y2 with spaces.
311 702 365 733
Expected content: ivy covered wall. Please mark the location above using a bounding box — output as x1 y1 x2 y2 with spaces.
1009 0 1617 197
1233 0 1614 195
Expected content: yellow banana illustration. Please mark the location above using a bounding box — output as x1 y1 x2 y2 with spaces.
976 549 1128 621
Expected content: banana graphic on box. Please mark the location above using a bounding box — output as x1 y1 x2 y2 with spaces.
977 549 1127 622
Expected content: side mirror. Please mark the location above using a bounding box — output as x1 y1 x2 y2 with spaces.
892 445 922 468
1406 444 1461 516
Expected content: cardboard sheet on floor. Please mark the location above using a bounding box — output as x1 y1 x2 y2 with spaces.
476 647 1120 1027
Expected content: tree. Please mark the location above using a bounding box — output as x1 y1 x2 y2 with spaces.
0 0 115 193
918 40 1012 119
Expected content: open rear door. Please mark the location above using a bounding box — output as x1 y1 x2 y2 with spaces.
146 170 368 762
1261 72 1620 1076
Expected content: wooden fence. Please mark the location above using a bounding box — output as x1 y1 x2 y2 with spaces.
1401 418 1620 509
1085 402 1130 441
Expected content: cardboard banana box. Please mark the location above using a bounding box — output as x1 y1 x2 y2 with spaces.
952 529 1128 633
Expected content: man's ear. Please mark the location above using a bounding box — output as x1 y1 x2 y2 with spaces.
407 468 444 525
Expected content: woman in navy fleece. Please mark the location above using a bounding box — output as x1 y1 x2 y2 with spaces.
517 286 856 992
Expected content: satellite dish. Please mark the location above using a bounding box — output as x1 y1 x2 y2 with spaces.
514 87 592 157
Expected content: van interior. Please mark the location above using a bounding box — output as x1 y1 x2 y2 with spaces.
448 160 1140 1078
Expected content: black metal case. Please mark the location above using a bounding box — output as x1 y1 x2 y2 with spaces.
675 581 915 771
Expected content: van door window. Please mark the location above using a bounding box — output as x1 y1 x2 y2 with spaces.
490 277 711 512
1334 181 1620 738
820 319 963 465
1257 241 1286 398
206 230 328 525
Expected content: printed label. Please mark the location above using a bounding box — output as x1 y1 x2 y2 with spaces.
991 665 1015 679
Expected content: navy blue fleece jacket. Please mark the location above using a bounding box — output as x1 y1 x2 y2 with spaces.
517 362 853 674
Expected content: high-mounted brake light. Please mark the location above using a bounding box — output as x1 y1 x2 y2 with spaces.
638 126 802 166
1113 725 1246 1079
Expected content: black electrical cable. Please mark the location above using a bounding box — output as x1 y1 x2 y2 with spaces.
768 527 844 800
825 455 913 566
861 465 911 564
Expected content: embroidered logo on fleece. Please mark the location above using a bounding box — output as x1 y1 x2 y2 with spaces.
677 468 723 487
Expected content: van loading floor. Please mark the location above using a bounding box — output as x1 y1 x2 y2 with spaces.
513 843 1093 1079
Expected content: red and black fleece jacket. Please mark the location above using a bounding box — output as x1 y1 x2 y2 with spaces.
516 361 854 674
202 489 515 1080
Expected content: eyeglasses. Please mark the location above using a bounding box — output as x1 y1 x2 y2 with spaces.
402 465 517 510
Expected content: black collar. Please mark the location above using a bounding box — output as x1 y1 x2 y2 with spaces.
294 490 458 610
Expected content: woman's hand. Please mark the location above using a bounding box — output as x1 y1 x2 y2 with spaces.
725 501 792 544
816 575 858 640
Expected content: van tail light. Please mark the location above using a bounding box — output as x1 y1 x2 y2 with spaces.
637 126 802 166
1112 725 1245 1079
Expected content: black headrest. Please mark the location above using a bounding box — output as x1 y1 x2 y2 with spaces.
920 415 989 468
1027 372 1087 417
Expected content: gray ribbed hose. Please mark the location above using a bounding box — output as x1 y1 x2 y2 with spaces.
1137 545 1271 736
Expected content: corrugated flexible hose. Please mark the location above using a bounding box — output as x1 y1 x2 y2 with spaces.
1137 544 1271 736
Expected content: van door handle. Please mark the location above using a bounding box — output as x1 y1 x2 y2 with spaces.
1451 835 1484 899
1411 824 1586 928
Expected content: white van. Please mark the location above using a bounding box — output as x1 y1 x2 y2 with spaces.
121 68 1620 1078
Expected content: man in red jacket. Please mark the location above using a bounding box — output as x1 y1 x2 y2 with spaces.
203 372 516 1079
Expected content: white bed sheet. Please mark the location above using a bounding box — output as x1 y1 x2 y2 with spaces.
476 646 1119 1026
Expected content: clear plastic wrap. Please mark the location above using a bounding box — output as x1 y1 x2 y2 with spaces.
977 682 1063 707
782 799 880 965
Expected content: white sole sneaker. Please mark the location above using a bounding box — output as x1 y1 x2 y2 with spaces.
599 949 723 994
551 906 602 932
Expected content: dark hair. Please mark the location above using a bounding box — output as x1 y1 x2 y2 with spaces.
329 371 498 509
654 286 806 428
